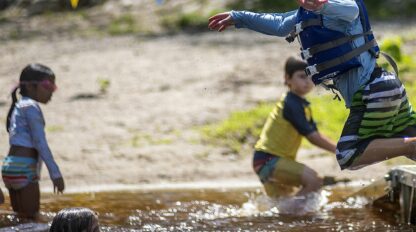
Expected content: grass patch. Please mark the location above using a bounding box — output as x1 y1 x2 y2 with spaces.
200 102 273 154
0 16 9 24
161 8 226 32
129 133 174 147
309 94 347 141
161 12 207 31
108 14 139 36
46 125 64 133
176 12 207 29
379 36 416 82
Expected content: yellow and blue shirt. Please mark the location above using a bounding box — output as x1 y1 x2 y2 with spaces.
255 91 317 160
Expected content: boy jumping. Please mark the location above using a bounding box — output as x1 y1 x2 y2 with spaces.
208 0 416 171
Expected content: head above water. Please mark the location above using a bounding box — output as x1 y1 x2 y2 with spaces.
49 207 100 232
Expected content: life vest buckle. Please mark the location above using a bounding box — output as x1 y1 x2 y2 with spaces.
286 23 303 43
301 48 312 60
294 23 303 35
305 64 319 77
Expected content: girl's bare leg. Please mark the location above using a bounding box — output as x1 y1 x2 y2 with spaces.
9 182 40 219
350 137 416 169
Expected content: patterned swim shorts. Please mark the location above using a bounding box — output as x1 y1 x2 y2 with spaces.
2 156 38 190
336 68 416 169
253 150 305 198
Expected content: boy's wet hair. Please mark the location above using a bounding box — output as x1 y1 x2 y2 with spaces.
49 207 98 232
284 57 307 78
6 63 55 132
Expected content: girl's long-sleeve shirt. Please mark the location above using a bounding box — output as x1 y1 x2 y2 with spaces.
230 0 376 108
9 97 62 180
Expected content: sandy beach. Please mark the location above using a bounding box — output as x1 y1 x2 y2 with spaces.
0 16 415 193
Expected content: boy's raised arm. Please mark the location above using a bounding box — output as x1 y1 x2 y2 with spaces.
208 0 358 36
209 10 298 37
208 12 235 32
230 11 298 37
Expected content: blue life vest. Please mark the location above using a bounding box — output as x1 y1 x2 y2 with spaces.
286 0 379 85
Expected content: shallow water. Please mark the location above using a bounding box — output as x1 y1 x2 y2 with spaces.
0 182 415 231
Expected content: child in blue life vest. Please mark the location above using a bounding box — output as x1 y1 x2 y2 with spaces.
254 57 336 197
208 0 416 171
2 64 64 218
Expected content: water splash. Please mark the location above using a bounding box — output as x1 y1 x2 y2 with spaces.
186 190 330 223
279 191 328 215
240 190 330 216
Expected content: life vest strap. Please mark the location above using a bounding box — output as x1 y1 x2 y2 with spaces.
306 39 377 77
380 52 399 78
301 31 374 60
286 18 322 43
299 18 322 31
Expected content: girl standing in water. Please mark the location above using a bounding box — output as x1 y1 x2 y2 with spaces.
2 63 64 218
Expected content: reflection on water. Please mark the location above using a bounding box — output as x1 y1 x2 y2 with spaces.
0 182 415 231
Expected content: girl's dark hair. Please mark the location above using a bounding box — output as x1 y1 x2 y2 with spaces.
49 207 98 232
284 57 307 78
6 63 55 132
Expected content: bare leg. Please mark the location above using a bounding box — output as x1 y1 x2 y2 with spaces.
350 137 416 169
297 166 323 196
9 182 40 219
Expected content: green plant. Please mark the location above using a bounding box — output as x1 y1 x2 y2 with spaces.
129 133 174 148
46 125 64 133
380 36 403 62
97 78 110 94
108 14 137 36
177 12 207 29
380 36 416 80
161 12 207 31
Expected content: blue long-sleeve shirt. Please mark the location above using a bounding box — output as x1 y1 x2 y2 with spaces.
230 0 376 107
9 97 62 180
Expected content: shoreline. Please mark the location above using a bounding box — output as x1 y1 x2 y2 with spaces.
40 180 262 194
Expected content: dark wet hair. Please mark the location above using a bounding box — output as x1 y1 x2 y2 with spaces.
49 207 99 232
284 57 307 79
6 63 55 132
